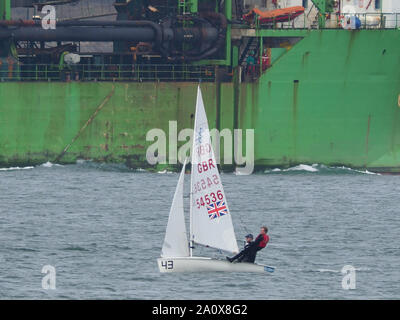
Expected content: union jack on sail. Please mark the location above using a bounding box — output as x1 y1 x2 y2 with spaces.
206 201 228 220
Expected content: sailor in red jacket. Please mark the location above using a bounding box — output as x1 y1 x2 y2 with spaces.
254 226 269 251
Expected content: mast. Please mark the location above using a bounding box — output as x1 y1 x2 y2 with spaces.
189 86 199 257
189 164 194 257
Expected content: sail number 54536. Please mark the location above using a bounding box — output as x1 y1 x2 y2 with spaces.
196 190 224 208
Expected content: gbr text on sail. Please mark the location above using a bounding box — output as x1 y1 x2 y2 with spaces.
146 121 254 175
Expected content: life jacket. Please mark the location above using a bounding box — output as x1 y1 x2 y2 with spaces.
257 234 269 249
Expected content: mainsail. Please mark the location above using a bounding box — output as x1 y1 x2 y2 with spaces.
161 159 189 258
190 87 239 254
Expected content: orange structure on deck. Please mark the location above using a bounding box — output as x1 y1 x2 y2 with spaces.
243 6 305 24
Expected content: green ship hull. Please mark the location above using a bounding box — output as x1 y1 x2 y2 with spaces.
1 30 399 172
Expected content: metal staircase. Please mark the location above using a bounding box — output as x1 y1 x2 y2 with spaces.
238 37 260 67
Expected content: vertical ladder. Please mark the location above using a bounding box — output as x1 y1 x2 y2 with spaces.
178 0 187 15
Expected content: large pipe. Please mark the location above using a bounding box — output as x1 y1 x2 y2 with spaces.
0 19 221 59
0 26 156 42
0 20 165 49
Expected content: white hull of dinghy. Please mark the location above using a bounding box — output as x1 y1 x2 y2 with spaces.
157 257 274 273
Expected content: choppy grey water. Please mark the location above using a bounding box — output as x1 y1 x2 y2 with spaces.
0 161 399 299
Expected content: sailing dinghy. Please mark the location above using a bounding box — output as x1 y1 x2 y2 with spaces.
157 87 274 273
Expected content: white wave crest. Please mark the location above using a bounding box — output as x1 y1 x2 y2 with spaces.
157 169 174 174
317 269 340 273
264 164 318 173
40 162 63 168
333 166 380 175
0 166 34 171
285 164 319 172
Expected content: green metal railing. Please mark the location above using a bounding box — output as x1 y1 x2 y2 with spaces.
351 12 400 29
0 64 216 82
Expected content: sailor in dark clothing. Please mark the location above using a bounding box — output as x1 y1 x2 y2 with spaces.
226 234 258 263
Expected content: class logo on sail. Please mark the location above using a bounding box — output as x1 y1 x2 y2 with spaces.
207 201 228 220
195 126 204 146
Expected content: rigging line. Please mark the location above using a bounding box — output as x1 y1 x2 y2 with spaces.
237 210 250 233
237 212 250 245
